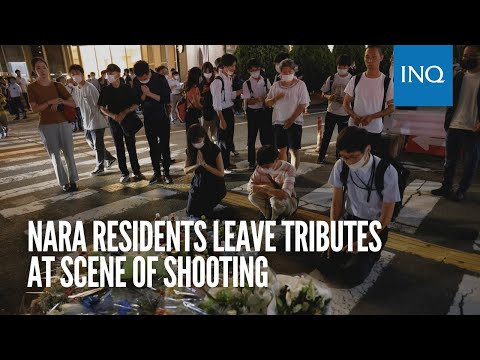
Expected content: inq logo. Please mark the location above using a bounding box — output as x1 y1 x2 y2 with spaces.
395 45 452 106
401 65 445 84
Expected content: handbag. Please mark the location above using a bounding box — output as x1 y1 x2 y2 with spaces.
120 111 143 137
53 82 77 122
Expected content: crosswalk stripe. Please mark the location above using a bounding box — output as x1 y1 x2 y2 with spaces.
1 154 43 164
448 274 480 315
23 188 178 235
0 148 187 201
391 179 442 234
0 189 98 219
298 183 333 212
309 251 396 315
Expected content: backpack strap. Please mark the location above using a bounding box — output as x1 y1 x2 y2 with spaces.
340 160 349 191
374 158 389 200
214 76 225 102
246 80 254 97
328 74 336 93
382 76 391 122
351 73 363 109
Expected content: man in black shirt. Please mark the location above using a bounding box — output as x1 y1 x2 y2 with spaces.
98 63 145 184
133 60 173 184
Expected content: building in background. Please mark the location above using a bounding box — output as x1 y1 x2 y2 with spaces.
0 45 235 82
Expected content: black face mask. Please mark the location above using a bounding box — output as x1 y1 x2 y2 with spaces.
460 58 478 70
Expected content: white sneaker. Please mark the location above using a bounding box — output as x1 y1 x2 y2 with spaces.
224 169 232 175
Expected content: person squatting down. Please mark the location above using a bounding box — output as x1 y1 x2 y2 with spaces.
247 145 297 222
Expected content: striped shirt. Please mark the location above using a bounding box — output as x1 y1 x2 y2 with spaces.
247 160 296 197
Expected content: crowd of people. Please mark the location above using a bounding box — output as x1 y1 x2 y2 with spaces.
1 45 478 285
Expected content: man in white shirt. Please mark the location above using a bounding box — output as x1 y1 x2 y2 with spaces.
15 70 30 110
7 77 27 120
89 72 102 92
243 58 273 170
210 53 243 170
343 45 394 154
431 45 480 202
266 58 310 170
317 54 353 164
168 70 182 123
69 64 116 176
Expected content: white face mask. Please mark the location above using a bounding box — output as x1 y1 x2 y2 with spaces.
281 73 294 82
203 72 212 79
139 78 150 84
226 70 234 77
337 68 349 75
174 75 180 80
345 152 368 171
107 74 117 84
72 75 83 83
275 64 281 73
250 70 260 78
192 141 204 149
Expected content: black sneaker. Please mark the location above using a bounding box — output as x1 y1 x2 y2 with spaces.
450 190 465 202
62 184 70 192
105 158 116 168
431 186 453 197
90 167 105 176
232 151 240 157
22 115 27 119
149 173 161 185
133 173 146 181
67 182 78 192
164 175 173 184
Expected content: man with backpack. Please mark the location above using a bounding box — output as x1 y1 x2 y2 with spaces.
343 45 394 155
317 54 352 164
243 58 273 170
210 53 243 171
321 126 403 287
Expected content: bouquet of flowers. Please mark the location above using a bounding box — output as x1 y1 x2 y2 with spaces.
274 274 331 315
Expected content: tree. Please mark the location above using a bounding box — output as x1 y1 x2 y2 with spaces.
234 45 289 83
290 45 335 92
379 45 393 76
332 45 366 73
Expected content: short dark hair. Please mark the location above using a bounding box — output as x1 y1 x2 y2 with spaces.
257 145 279 166
31 57 48 69
221 53 237 67
336 54 351 66
172 71 179 76
106 63 121 73
466 45 480 53
366 45 384 56
124 68 129 73
214 57 222 67
274 52 289 64
246 58 261 70
336 127 370 153
101 70 107 75
90 72 95 76
69 64 84 74
170 68 176 73
15 69 20 74
133 60 150 77
156 65 167 73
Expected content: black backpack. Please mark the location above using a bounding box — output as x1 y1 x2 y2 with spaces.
340 157 410 222
352 73 391 121
245 76 269 97
214 76 226 102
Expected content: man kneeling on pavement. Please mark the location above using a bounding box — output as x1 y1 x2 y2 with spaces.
247 145 297 221
320 126 400 287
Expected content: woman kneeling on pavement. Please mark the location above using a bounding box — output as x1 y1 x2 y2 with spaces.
27 57 79 192
184 124 226 219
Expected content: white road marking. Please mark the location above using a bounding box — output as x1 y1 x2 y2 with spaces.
448 274 480 315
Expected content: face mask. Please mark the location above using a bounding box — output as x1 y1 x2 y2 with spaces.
460 58 478 70
275 64 281 73
72 75 83 83
281 74 294 82
226 70 234 77
250 70 260 78
192 141 204 149
203 72 212 79
345 152 368 171
174 75 180 80
107 74 117 83
139 78 150 84
337 68 349 75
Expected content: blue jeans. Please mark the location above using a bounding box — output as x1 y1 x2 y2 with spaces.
443 128 480 193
